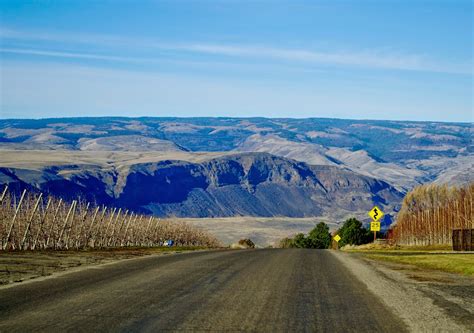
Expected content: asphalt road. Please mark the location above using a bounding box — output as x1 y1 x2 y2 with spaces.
0 249 407 332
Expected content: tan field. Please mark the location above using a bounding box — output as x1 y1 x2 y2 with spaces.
167 216 337 246
0 149 232 170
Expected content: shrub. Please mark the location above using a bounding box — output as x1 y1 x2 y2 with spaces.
279 222 331 249
238 238 255 248
293 233 310 248
279 237 295 248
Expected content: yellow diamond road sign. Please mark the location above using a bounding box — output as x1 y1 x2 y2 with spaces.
368 206 384 222
333 235 341 242
370 221 381 232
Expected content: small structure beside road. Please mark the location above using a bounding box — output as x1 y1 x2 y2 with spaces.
452 229 474 251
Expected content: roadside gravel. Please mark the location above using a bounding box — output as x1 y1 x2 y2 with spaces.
331 251 474 332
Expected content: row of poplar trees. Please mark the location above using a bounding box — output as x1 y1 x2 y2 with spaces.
389 183 473 246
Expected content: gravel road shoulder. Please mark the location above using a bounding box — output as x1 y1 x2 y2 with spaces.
331 251 474 332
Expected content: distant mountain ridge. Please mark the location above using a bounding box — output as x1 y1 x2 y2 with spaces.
0 117 471 190
0 152 402 225
0 117 471 223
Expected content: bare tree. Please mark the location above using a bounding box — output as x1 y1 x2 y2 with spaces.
390 183 473 246
0 188 221 251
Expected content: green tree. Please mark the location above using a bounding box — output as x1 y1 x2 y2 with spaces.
338 218 371 247
293 233 309 248
307 222 331 249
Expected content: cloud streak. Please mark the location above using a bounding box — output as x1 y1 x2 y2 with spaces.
1 27 471 75
171 43 445 73
0 48 137 62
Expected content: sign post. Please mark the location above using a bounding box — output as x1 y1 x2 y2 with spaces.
333 234 341 250
368 206 384 242
370 221 381 240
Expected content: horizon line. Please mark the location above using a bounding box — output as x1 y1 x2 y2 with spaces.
0 115 472 125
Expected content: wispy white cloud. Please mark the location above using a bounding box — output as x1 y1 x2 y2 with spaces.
0 27 472 74
171 44 429 72
0 48 137 62
0 47 333 79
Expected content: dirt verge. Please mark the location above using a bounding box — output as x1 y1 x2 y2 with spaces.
0 247 208 287
331 251 474 332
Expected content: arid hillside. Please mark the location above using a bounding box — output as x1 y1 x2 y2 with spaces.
0 152 403 222
1 117 471 191
0 117 471 224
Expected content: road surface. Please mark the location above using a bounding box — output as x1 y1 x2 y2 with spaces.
0 249 406 332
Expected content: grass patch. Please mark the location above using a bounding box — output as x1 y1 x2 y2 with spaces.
365 253 474 276
396 244 452 251
342 243 452 252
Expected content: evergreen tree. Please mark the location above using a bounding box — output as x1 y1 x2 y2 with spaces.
307 222 331 249
338 218 370 247
293 233 309 248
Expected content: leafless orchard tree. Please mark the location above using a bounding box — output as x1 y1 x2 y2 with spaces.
0 186 221 251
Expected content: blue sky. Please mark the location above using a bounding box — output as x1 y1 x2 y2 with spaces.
0 0 472 122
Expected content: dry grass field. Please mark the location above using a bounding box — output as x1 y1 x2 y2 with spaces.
364 253 474 276
0 149 231 170
343 244 474 276
173 216 338 246
0 247 209 286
